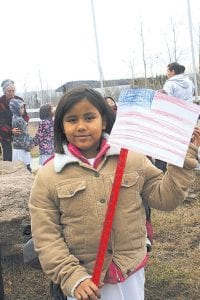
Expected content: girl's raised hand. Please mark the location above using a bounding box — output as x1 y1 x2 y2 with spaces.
191 127 200 147
74 278 101 300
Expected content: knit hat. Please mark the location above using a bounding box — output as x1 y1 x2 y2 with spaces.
9 98 24 116
1 79 15 93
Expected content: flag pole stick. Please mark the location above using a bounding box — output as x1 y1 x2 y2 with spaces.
92 148 128 286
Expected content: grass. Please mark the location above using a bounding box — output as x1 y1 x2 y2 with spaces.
1 122 200 299
2 198 199 300
2 255 50 300
28 122 40 158
144 199 200 300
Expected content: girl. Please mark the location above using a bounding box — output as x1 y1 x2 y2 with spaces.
9 98 32 172
32 104 54 165
104 96 117 114
29 87 200 300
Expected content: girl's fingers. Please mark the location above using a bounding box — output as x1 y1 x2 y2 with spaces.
74 279 101 299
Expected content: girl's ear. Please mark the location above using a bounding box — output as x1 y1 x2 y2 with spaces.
102 116 107 130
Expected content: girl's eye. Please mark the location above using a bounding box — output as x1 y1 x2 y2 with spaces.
63 115 77 123
85 115 95 121
67 118 76 123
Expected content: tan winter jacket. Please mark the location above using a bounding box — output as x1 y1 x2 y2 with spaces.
29 143 198 297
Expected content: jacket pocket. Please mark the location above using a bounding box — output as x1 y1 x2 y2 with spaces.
110 172 141 207
56 180 87 254
121 173 139 187
57 180 86 198
56 180 86 218
110 172 139 187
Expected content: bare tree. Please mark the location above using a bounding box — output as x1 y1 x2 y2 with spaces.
38 69 44 104
129 58 135 87
165 17 184 63
170 17 178 62
198 25 200 94
122 56 135 87
140 21 147 87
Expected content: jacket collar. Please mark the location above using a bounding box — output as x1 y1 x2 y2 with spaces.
54 134 121 173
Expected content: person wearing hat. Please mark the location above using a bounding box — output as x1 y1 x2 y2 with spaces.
0 79 29 161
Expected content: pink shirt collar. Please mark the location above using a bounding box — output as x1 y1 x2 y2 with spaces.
68 138 110 169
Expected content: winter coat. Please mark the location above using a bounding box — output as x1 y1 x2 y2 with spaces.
29 142 198 297
32 118 54 155
0 94 29 142
9 98 32 151
163 74 194 102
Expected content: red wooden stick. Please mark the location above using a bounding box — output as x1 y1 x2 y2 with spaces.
92 148 128 286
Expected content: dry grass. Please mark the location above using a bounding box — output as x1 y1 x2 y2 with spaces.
2 198 199 300
2 255 50 300
145 199 200 300
28 122 40 158
1 130 200 299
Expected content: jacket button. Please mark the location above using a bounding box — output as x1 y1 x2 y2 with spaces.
127 269 131 275
107 249 113 254
100 198 106 203
95 172 100 177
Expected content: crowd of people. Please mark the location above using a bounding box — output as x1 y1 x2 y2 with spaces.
0 79 54 172
1 62 199 300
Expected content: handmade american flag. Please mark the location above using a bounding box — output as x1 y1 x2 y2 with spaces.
109 88 200 167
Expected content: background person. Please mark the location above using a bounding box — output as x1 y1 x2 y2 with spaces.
32 104 54 165
9 98 32 172
104 96 117 114
0 79 29 161
163 62 194 102
29 87 200 300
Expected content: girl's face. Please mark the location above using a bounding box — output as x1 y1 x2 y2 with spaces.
63 98 106 158
106 97 115 107
19 105 25 115
106 97 117 112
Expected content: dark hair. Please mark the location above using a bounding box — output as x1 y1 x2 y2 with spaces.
104 96 117 104
167 62 185 75
39 104 52 120
54 86 115 153
104 96 117 110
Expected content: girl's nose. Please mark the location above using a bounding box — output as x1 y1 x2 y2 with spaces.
76 120 86 130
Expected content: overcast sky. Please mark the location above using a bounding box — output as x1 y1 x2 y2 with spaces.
0 0 199 93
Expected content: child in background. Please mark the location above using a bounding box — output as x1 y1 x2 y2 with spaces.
29 87 200 300
32 104 54 165
104 96 117 114
9 98 32 172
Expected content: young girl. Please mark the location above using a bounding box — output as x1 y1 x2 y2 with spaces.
104 96 117 114
32 104 54 165
9 98 32 172
29 87 200 300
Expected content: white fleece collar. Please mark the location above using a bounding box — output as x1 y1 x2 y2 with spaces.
54 142 121 173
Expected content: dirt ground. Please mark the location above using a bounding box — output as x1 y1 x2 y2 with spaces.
2 196 200 300
1 138 200 299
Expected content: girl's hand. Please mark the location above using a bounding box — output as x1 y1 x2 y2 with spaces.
191 127 200 146
74 278 101 300
12 127 21 135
